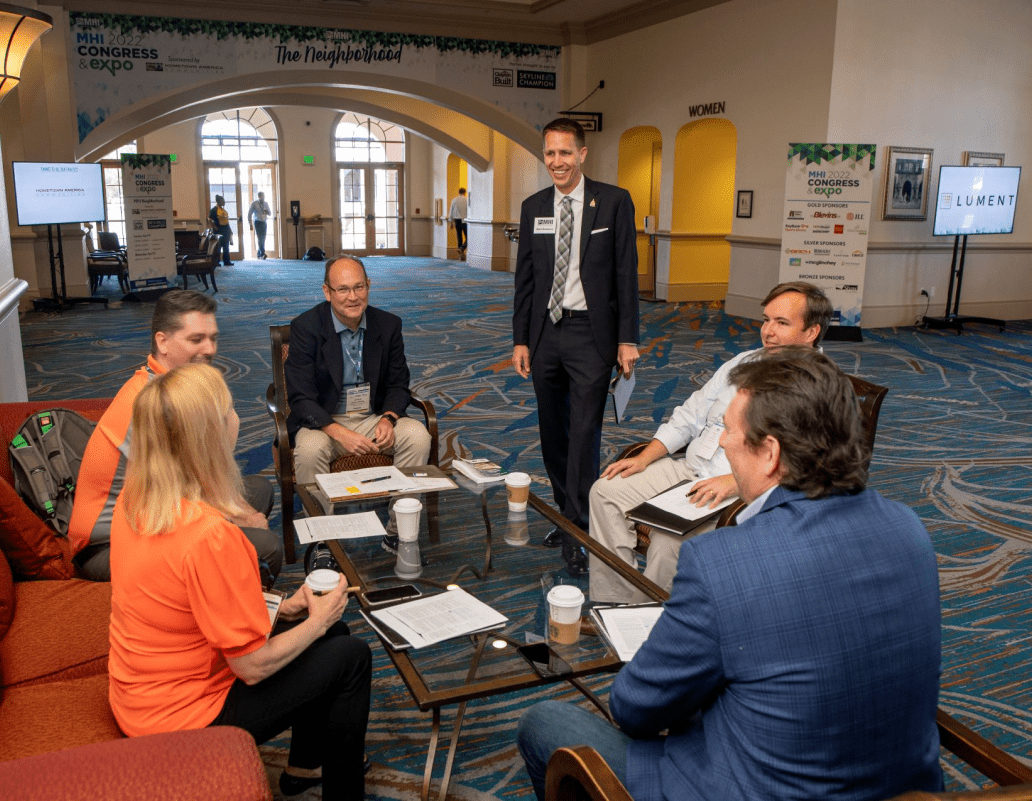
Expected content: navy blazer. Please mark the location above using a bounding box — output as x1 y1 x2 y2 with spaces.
284 302 412 439
611 486 943 801
512 177 639 364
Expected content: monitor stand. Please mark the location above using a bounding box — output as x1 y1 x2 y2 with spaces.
32 224 109 312
921 234 1004 334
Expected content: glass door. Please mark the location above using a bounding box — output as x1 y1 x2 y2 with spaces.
371 166 403 255
338 165 404 256
247 164 277 259
205 164 242 262
339 167 368 253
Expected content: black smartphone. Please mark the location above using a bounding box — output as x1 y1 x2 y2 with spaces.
364 584 422 605
517 643 572 678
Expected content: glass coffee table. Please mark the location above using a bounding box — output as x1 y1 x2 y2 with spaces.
296 473 628 801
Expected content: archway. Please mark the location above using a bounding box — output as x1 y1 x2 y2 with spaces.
670 118 737 301
618 126 662 297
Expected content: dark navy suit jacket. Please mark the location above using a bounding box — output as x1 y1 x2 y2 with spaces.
611 486 943 801
284 302 412 440
512 177 639 364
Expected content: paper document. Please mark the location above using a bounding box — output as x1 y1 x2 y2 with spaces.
293 511 387 544
648 479 735 521
407 475 458 492
369 587 508 649
610 373 636 424
594 605 664 662
315 466 417 501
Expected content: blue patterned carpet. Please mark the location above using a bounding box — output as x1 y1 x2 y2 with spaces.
19 257 1032 797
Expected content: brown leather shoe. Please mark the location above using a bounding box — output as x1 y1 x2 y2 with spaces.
579 615 598 637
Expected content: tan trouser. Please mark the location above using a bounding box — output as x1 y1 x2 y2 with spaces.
588 456 716 604
293 413 432 533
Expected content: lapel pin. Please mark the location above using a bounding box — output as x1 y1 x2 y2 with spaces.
590 199 596 208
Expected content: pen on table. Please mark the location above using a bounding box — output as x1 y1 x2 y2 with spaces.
360 475 391 484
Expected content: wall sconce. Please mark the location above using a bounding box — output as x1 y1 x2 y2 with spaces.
0 4 53 106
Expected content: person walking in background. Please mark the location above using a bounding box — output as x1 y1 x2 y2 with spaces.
209 194 234 266
248 191 272 259
449 188 468 258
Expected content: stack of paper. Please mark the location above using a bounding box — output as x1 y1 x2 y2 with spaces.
314 466 417 501
451 457 506 484
364 587 508 650
591 604 664 662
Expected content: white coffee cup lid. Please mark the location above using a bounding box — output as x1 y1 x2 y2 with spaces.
307 569 340 591
394 497 422 512
505 471 531 486
547 584 584 607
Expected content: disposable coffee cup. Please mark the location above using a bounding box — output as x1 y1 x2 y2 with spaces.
547 584 585 645
505 472 531 512
504 510 530 547
394 497 422 542
306 568 341 596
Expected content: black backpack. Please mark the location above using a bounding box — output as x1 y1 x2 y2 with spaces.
303 246 326 261
8 409 95 536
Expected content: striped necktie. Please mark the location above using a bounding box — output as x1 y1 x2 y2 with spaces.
548 197 574 324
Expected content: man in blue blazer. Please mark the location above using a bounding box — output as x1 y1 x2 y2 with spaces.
518 347 943 801
512 117 640 575
286 256 431 546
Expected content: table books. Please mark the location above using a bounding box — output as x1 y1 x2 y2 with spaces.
625 478 735 536
363 587 508 650
451 457 506 484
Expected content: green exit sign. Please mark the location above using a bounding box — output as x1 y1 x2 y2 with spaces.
303 155 315 165
169 153 177 162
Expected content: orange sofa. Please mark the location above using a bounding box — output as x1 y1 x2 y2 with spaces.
0 399 270 800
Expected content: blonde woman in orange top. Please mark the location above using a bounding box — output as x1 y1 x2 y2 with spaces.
108 363 370 799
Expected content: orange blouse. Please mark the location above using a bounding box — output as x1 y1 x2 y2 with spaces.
108 496 270 737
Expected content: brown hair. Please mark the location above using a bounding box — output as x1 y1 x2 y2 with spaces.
542 118 586 150
150 290 217 357
761 282 833 344
323 255 368 287
729 347 867 499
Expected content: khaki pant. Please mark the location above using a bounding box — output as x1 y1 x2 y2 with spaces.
293 413 432 533
587 456 716 604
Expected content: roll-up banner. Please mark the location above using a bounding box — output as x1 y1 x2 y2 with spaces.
779 144 876 329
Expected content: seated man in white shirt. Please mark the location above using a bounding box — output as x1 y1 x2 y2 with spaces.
588 281 832 603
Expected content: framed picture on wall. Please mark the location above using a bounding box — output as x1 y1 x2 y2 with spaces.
964 151 1005 167
883 146 933 220
736 190 753 218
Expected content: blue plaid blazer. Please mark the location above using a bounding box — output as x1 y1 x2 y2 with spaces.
610 486 943 801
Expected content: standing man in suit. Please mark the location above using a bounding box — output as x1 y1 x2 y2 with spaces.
512 118 640 576
285 256 431 550
517 347 943 801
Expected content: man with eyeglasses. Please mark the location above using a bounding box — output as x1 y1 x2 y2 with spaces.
285 256 431 551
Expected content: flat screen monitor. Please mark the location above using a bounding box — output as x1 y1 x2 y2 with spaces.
12 161 106 227
933 165 1021 236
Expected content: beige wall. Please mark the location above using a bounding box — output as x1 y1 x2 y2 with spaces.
585 0 838 302
822 0 1032 326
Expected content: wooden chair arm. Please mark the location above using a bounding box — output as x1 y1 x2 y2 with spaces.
546 746 633 801
937 709 1032 786
265 382 292 467
616 441 648 461
409 392 439 467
